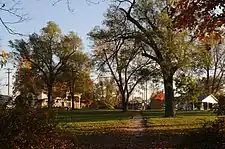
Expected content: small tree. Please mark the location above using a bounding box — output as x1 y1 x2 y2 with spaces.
174 73 201 108
57 51 91 110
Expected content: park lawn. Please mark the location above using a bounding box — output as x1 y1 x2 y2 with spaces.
58 120 131 135
139 110 217 148
56 109 137 122
143 110 216 134
56 110 136 135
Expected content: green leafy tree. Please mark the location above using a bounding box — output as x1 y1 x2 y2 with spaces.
58 51 92 110
192 36 225 95
175 73 201 105
104 78 117 107
98 0 197 116
10 21 82 108
90 24 156 111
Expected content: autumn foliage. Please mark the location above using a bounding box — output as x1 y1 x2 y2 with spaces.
173 0 225 39
0 105 74 148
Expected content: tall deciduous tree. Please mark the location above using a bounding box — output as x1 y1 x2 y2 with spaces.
10 21 82 108
90 22 156 111
110 0 197 116
192 34 225 95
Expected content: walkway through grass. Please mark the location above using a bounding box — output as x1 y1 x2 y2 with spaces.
56 109 217 148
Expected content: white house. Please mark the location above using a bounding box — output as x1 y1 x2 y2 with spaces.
37 92 82 109
198 94 218 110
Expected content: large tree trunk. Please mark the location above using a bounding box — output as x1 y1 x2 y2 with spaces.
163 73 175 117
121 95 128 112
47 85 53 109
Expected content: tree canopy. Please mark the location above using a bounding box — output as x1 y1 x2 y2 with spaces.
100 0 198 116
10 21 82 108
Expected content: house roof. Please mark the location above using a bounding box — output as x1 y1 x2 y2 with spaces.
151 91 164 101
198 95 209 102
198 94 218 104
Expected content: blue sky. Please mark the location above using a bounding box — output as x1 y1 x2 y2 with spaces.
0 0 109 95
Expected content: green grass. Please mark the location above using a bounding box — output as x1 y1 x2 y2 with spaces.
56 109 217 136
143 109 216 134
58 120 131 135
142 109 215 118
56 109 137 135
55 109 137 122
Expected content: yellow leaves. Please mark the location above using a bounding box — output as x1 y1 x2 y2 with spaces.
157 12 172 29
1 50 8 58
42 21 61 36
22 59 32 69
0 50 11 67
200 31 223 51
62 32 82 52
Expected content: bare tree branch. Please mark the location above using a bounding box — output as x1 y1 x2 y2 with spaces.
0 0 29 36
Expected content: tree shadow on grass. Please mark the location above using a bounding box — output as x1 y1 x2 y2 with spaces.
56 110 138 122
73 127 195 149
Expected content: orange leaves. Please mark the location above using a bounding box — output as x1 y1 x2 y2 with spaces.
173 0 225 39
200 30 224 46
23 60 32 69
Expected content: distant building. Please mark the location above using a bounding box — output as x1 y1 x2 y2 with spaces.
97 71 152 109
197 94 218 110
37 92 82 109
176 94 218 111
150 91 164 109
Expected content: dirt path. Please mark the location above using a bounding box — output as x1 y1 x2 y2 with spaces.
122 112 146 148
75 111 148 149
74 112 188 148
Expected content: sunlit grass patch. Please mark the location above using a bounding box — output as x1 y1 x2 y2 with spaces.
55 110 137 122
58 119 131 135
146 116 216 134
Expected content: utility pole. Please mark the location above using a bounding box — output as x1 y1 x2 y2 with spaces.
5 68 13 96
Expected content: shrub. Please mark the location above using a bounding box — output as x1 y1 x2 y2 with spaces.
183 117 225 148
215 95 225 116
0 104 74 148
